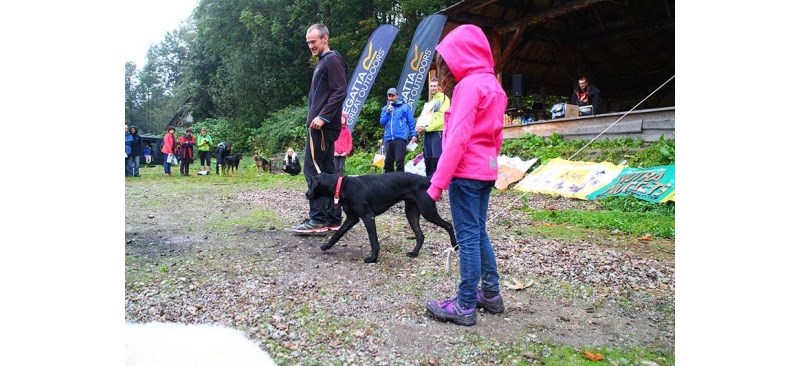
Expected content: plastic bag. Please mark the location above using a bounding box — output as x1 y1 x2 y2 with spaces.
404 152 426 176
372 145 385 168
415 100 436 128
372 154 385 168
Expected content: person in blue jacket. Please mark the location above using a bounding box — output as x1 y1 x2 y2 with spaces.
379 87 417 173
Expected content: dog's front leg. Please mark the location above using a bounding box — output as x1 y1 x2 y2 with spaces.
320 216 359 251
361 215 380 263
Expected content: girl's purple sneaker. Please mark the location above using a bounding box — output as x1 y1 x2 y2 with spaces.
476 288 505 314
425 297 476 326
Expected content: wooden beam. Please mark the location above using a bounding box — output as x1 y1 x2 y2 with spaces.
471 0 498 11
438 0 487 15
499 0 609 34
491 32 503 76
446 13 501 29
497 26 526 70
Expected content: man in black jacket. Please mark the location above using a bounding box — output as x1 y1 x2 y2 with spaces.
570 76 602 115
292 23 347 234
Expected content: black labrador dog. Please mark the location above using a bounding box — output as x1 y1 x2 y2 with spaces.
222 153 242 176
306 172 457 263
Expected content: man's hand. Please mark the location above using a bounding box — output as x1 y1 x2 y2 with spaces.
310 116 325 130
411 136 418 143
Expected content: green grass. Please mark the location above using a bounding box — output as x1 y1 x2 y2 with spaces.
499 342 674 366
209 208 285 232
518 221 598 242
131 161 306 187
529 209 674 239
511 194 674 240
448 332 673 365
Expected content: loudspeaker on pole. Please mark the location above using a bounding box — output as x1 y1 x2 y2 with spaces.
512 74 524 97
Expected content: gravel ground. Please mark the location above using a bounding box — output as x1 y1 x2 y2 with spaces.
125 176 674 365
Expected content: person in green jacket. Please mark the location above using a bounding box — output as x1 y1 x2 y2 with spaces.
416 79 450 178
196 128 214 175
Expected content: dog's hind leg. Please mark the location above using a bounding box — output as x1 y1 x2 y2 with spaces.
417 199 459 251
404 200 425 258
320 215 360 251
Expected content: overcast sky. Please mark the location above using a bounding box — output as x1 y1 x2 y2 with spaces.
122 0 198 67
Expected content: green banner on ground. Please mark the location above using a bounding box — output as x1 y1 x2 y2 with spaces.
586 165 675 203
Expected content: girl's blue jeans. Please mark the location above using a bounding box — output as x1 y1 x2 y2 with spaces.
449 178 501 309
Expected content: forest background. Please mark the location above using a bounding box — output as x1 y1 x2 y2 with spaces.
124 0 470 157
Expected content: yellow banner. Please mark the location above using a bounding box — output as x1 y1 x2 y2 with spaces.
513 158 624 200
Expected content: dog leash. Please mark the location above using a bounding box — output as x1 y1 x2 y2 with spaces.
441 245 459 275
307 127 327 174
333 175 343 208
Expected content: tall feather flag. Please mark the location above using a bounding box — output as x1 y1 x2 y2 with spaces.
395 14 447 110
342 24 399 132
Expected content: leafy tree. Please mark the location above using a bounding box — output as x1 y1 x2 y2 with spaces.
125 28 192 134
127 0 460 145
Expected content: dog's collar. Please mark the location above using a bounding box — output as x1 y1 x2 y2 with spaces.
333 175 344 208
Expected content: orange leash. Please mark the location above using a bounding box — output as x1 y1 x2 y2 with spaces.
307 127 326 174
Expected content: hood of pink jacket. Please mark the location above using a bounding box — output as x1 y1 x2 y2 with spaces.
435 24 495 83
427 24 507 194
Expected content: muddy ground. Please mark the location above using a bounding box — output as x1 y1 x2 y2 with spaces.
125 173 674 365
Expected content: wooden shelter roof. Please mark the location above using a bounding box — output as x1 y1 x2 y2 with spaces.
438 0 675 111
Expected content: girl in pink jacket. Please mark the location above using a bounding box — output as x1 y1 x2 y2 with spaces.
425 24 507 326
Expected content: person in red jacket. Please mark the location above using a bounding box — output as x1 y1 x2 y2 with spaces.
178 127 196 176
333 120 352 174
161 126 177 176
424 24 507 326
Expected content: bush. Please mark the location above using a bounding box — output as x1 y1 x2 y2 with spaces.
255 104 308 156
500 133 674 168
190 117 256 155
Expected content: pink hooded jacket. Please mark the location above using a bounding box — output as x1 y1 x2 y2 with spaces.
427 25 508 201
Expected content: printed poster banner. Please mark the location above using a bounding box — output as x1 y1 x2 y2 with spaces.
586 165 675 203
513 158 624 200
343 24 399 132
396 14 447 110
495 155 539 190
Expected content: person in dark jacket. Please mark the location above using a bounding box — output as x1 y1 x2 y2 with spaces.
292 23 347 234
215 142 232 175
283 147 302 176
379 87 417 173
178 127 196 176
569 76 602 115
128 126 144 177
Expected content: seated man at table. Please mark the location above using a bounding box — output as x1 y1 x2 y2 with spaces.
570 76 601 115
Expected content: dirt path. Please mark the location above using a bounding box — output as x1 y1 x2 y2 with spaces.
125 177 674 365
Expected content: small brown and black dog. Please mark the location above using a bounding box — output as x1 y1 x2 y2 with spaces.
253 154 270 175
